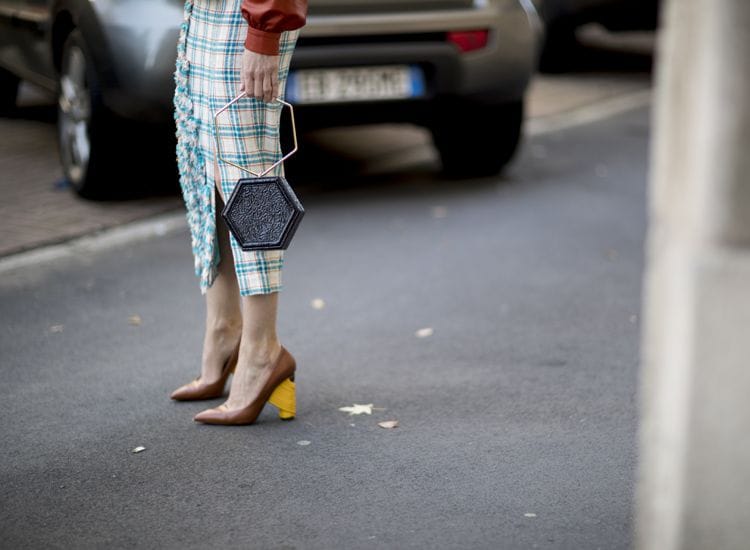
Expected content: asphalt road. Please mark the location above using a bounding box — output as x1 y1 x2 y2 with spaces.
0 106 649 549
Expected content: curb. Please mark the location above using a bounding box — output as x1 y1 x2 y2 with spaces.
0 211 186 275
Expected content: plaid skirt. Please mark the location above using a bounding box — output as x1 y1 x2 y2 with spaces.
173 0 299 296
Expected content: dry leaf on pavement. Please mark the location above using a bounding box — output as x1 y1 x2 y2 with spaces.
378 420 399 429
432 206 448 218
338 403 374 415
128 315 142 326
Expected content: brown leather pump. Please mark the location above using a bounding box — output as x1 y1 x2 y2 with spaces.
170 342 241 401
193 346 296 425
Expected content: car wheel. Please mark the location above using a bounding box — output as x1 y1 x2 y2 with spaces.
0 65 20 115
431 99 523 178
57 29 119 199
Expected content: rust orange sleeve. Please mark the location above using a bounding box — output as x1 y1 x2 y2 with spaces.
241 0 308 55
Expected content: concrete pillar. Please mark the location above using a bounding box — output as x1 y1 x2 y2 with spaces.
637 1 750 549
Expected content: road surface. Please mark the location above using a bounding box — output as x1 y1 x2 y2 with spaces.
0 105 649 549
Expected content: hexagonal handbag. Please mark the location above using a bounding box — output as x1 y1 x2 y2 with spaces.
213 93 304 251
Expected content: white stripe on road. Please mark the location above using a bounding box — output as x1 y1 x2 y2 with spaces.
0 88 652 275
527 89 652 136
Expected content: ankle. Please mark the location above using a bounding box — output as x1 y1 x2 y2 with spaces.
239 338 282 364
206 318 242 338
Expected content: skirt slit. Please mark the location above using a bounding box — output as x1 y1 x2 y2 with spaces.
174 0 299 296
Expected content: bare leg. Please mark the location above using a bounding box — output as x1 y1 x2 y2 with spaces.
221 292 283 411
198 160 283 411
198 177 243 382
176 162 242 392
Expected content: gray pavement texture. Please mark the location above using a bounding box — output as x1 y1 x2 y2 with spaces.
0 107 649 549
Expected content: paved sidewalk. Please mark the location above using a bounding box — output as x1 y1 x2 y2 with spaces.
0 84 181 257
0 73 650 258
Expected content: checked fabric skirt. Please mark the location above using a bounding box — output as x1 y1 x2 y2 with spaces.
173 0 299 296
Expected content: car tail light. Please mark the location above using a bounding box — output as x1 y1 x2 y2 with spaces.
447 30 489 53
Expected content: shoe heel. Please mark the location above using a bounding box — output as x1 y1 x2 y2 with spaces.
268 376 296 421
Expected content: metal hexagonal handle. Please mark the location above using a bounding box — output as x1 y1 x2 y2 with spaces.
213 92 298 178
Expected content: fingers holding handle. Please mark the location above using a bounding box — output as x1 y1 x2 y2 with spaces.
241 49 281 103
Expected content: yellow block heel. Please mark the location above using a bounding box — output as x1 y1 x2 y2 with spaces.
268 375 296 421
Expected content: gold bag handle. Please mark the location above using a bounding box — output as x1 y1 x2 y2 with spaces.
213 92 298 178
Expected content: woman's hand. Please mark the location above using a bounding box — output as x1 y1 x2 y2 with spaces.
240 49 280 103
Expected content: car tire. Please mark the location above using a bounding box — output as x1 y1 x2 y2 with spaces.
57 29 122 199
0 65 20 115
431 99 523 178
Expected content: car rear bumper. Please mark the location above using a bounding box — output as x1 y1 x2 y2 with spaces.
105 0 539 124
292 0 539 101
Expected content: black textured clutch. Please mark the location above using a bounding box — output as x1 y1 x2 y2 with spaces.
221 175 304 250
214 94 304 251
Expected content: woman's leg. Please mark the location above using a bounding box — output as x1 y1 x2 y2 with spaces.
208 166 284 410
222 290 284 411
171 166 243 397
195 162 243 382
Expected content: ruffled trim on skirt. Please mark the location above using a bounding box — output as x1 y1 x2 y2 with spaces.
173 0 218 293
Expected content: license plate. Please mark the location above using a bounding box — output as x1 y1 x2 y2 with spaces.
286 65 425 105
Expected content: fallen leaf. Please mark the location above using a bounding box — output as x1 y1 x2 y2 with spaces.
378 420 399 429
338 403 374 415
50 325 64 333
297 440 311 446
128 315 142 326
131 446 146 453
415 327 433 338
311 298 325 310
431 206 448 218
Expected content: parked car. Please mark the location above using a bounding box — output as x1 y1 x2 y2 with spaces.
0 0 541 198
533 0 660 70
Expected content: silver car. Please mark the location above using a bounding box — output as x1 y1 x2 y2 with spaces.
0 0 540 198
